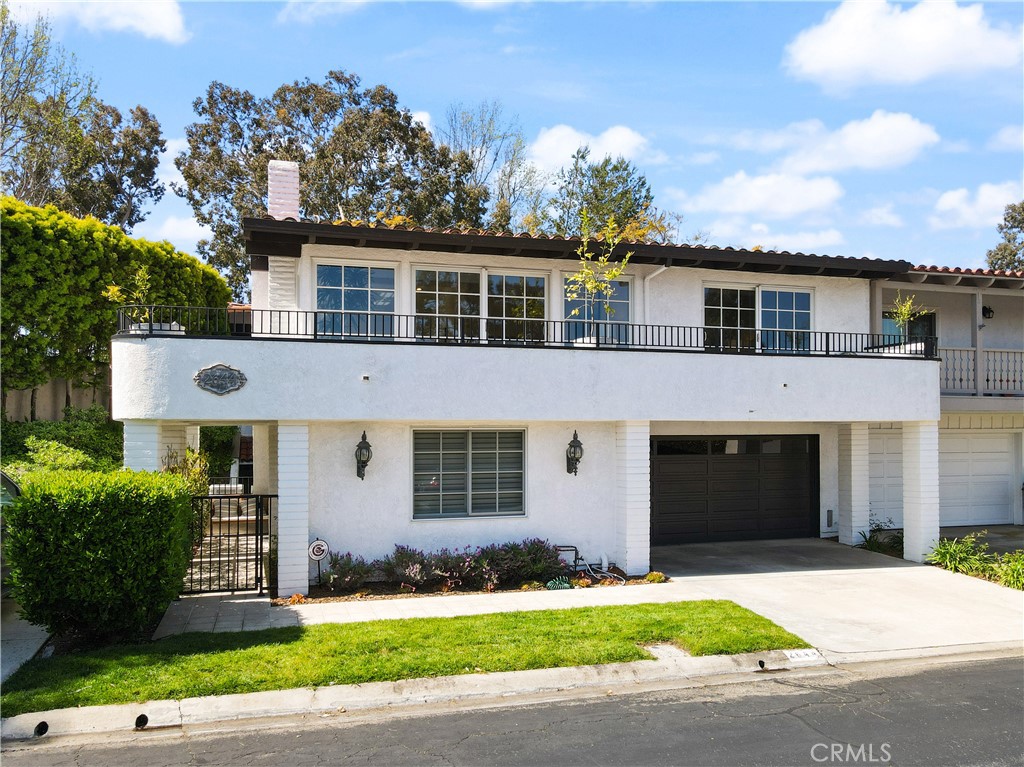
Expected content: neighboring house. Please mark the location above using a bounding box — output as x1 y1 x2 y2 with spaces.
111 162 1023 596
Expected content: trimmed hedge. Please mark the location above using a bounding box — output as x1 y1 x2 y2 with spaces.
4 470 193 641
1 405 123 467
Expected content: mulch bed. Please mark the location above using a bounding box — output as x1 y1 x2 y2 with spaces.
271 569 664 605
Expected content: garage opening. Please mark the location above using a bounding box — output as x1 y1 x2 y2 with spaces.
651 435 819 545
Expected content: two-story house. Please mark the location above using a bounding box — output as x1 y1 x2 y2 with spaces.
111 162 1023 596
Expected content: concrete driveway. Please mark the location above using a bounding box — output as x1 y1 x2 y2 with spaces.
651 538 1023 662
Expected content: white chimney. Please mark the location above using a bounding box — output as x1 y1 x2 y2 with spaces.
267 160 300 220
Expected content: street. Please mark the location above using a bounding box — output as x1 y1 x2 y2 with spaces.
3 656 1022 767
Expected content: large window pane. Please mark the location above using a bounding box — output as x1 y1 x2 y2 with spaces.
316 264 395 336
491 274 546 342
413 430 525 519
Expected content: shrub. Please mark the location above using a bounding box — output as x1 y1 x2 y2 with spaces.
992 551 1024 590
199 426 239 478
1 406 123 467
926 532 996 577
4 470 192 642
325 552 374 592
645 571 668 584
2 436 118 480
381 545 429 585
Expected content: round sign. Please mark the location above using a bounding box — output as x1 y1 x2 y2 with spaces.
308 539 330 561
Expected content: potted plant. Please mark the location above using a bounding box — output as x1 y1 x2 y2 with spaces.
881 290 930 356
104 266 185 335
564 211 633 346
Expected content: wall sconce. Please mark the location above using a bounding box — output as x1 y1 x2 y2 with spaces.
566 430 584 475
982 306 995 319
355 431 372 480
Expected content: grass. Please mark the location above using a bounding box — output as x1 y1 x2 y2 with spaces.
0 601 807 717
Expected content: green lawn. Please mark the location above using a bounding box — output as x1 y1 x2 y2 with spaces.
1 601 808 717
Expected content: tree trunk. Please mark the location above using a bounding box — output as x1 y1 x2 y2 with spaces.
30 387 37 421
65 380 72 410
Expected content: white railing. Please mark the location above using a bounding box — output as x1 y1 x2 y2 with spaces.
940 348 1023 395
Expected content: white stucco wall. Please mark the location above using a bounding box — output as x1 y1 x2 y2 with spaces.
112 337 940 425
881 286 1024 350
305 421 620 574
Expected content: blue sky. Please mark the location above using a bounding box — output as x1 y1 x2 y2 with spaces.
12 0 1024 270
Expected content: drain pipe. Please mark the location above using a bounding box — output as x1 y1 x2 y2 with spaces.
642 261 671 323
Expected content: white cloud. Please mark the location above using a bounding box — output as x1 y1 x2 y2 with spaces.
784 0 1023 90
11 0 189 44
527 124 666 173
672 171 844 219
276 1 367 24
780 111 938 174
411 111 432 133
134 215 211 255
928 181 1021 230
859 204 903 228
685 151 720 166
708 218 845 254
988 126 1023 152
157 138 188 189
710 112 938 173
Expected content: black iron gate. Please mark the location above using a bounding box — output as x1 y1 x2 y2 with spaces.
186 494 276 594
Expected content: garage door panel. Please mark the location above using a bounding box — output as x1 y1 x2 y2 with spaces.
652 436 817 545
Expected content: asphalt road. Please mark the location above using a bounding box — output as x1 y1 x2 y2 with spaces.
4 656 1022 767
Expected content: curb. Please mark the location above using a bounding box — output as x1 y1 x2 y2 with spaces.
1 646 826 742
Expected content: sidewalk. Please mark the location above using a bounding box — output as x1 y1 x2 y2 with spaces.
1 599 47 684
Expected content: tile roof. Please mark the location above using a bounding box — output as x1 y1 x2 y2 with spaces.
912 264 1024 279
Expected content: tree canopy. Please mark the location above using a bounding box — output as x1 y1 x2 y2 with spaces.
0 197 230 408
175 70 488 299
986 200 1024 272
0 2 165 231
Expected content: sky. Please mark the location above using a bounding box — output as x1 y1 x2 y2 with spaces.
10 0 1024 271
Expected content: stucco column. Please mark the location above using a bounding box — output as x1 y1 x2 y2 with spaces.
277 422 310 595
615 420 651 576
838 423 870 545
123 420 162 471
251 424 278 495
902 421 940 562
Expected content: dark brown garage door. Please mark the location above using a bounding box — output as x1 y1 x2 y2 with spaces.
651 436 818 545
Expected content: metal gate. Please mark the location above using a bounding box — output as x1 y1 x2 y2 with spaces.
186 494 276 594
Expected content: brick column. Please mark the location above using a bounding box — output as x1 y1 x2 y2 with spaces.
838 423 870 545
903 421 940 562
615 421 651 576
277 422 310 595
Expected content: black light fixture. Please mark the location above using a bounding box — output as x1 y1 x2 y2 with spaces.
566 430 584 475
982 306 995 319
355 431 372 480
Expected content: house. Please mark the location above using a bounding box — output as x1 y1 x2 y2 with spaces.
111 161 1023 596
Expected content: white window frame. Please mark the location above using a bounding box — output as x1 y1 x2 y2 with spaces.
412 265 485 341
411 428 528 521
484 268 551 342
311 257 400 336
702 282 816 350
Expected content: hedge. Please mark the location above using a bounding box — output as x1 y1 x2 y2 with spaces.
3 470 193 642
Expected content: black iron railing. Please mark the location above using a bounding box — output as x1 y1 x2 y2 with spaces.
186 494 275 595
117 306 938 359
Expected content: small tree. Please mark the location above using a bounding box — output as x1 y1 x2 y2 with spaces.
889 290 927 336
564 210 633 339
986 200 1024 272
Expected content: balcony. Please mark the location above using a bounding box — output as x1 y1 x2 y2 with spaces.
112 305 940 426
940 348 1024 396
115 305 939 359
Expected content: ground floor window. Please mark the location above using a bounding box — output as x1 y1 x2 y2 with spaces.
413 430 525 518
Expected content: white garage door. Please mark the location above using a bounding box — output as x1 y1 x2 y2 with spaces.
869 430 1015 527
940 433 1014 526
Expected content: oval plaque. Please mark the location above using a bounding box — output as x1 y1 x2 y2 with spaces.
194 364 247 396
308 539 330 561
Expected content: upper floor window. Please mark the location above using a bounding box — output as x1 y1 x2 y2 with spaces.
415 269 481 340
316 264 395 336
487 274 546 342
704 286 812 352
882 312 935 340
563 278 631 342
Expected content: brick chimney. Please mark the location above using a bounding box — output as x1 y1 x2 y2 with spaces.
267 160 300 220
